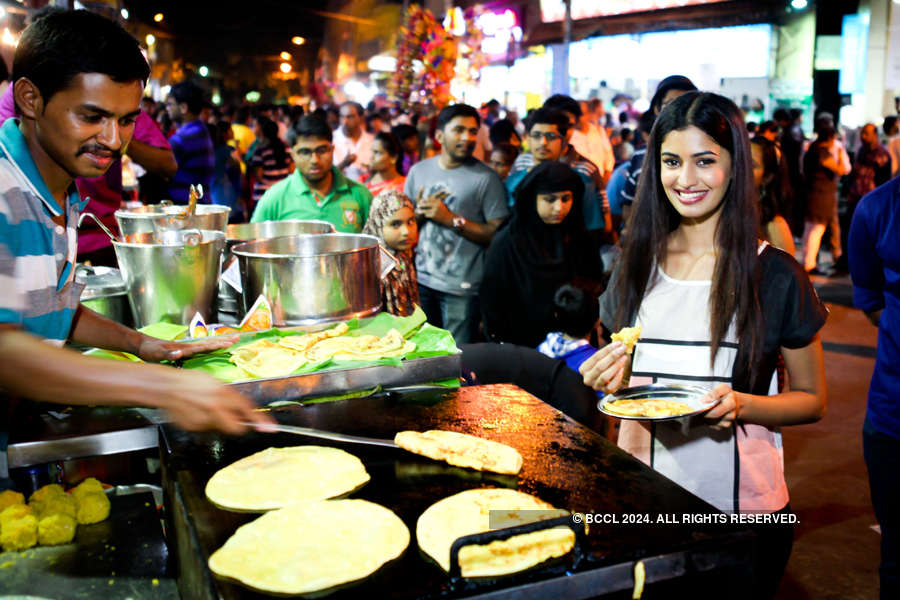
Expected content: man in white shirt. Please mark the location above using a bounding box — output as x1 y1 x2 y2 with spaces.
331 101 373 182
570 99 614 182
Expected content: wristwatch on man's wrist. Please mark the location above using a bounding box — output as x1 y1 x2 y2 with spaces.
451 215 467 232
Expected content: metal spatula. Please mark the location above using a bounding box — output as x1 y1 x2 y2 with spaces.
241 422 398 448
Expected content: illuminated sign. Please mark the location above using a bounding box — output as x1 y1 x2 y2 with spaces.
476 8 522 56
540 0 727 23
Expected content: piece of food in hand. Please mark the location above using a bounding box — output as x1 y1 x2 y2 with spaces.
205 446 371 512
611 326 642 354
238 295 273 332
74 491 111 525
605 398 694 418
0 489 24 512
31 493 76 520
0 512 38 551
394 430 523 475
71 477 105 501
208 499 409 595
37 513 76 546
416 488 573 577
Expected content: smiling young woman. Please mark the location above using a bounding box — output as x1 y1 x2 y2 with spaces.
580 92 828 599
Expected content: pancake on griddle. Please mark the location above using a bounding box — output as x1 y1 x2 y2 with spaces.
395 430 523 475
209 499 409 594
205 446 370 512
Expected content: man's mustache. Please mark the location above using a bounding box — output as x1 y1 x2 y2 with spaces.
77 145 120 158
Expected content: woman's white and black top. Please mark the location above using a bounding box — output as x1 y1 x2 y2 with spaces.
598 243 827 513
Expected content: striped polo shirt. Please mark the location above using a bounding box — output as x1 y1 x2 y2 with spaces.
166 119 215 205
0 118 87 346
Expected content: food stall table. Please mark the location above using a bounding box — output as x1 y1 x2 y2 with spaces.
161 384 754 599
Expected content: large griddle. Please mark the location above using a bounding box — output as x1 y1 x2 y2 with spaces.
160 384 754 599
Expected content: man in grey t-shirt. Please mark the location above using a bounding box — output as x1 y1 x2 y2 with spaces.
404 104 509 343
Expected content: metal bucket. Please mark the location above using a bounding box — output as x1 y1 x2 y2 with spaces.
76 265 133 327
218 220 336 315
113 229 225 328
231 233 382 326
114 204 230 239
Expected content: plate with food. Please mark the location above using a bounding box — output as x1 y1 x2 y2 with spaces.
598 384 719 421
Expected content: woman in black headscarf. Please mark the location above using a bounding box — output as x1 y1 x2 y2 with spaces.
480 162 602 347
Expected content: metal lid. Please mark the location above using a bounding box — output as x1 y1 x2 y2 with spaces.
76 264 127 299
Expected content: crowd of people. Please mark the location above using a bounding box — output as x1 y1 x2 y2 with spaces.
0 8 897 600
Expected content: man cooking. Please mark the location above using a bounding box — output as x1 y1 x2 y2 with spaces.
0 10 274 488
250 115 372 233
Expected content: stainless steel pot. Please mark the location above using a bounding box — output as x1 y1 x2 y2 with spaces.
113 229 225 328
76 265 133 327
218 220 336 315
114 204 230 239
231 234 382 326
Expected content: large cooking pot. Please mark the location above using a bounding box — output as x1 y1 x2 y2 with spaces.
231 234 384 326
218 220 336 315
115 204 230 239
76 265 133 327
113 229 225 328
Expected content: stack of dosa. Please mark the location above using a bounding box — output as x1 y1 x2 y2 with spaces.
209 499 409 594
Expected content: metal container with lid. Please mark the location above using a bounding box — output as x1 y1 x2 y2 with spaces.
76 264 133 327
115 204 230 239
231 233 384 326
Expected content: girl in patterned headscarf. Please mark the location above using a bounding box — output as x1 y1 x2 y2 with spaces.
362 189 420 316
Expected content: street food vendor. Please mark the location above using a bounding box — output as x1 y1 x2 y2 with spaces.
0 10 274 488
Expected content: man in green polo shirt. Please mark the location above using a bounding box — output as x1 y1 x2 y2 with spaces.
250 115 372 232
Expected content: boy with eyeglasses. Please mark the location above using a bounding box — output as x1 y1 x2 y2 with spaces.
250 115 372 232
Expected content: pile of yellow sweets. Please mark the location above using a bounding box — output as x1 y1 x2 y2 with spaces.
0 478 111 552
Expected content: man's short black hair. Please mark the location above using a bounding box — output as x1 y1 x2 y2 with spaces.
543 94 581 118
13 9 148 109
294 115 333 143
526 108 570 136
552 280 602 339
772 108 789 123
391 124 417 141
758 120 778 135
491 142 518 164
436 103 480 130
169 81 206 116
340 101 364 117
884 115 898 137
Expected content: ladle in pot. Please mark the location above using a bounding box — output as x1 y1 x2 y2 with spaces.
77 211 117 242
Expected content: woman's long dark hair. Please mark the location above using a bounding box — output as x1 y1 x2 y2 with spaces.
616 91 763 383
373 131 404 174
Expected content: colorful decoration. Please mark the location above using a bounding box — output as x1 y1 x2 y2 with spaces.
391 4 455 109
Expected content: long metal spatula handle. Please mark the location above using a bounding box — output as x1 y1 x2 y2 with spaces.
240 422 399 448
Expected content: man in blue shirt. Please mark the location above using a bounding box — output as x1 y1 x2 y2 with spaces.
848 175 900 600
165 81 215 204
0 10 272 487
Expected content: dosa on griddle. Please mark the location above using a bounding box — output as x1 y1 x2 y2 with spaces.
416 488 573 577
209 499 409 595
394 430 523 475
229 339 306 378
205 446 370 512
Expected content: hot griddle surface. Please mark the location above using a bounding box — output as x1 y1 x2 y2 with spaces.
161 384 752 599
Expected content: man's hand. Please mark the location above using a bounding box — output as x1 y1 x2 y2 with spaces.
415 188 453 227
136 335 239 362
157 368 277 435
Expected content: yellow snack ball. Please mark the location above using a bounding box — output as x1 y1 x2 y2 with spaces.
32 494 76 520
0 490 24 512
75 491 110 525
29 484 65 504
71 478 104 501
0 503 33 527
0 514 38 551
37 514 76 546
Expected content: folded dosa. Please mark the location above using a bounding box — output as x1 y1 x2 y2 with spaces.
394 430 523 475
209 499 409 594
205 446 370 512
416 488 573 577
